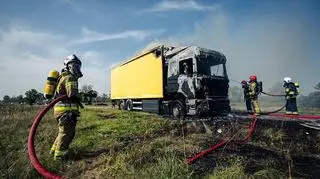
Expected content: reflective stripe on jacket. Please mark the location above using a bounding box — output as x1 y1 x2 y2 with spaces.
249 81 258 99
284 82 299 99
54 103 79 112
54 71 80 118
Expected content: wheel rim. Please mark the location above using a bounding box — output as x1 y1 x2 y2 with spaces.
126 100 132 111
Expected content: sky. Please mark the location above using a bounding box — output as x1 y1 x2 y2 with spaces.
0 0 319 98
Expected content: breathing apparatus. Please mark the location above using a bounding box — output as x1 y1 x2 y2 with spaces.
43 54 83 99
44 70 60 99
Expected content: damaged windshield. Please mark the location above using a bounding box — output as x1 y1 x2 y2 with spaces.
196 55 226 77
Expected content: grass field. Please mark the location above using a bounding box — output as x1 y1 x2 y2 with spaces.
1 104 320 179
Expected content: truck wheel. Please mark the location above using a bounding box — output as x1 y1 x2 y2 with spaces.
172 100 186 120
119 100 126 110
126 100 133 111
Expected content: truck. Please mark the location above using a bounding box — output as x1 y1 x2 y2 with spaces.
110 44 231 119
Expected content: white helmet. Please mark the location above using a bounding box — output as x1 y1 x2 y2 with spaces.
64 54 83 78
283 77 292 83
64 54 82 66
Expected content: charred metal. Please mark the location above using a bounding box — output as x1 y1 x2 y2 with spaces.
111 44 231 119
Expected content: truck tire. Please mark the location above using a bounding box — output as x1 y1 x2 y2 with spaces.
126 100 133 111
118 100 126 110
172 99 186 120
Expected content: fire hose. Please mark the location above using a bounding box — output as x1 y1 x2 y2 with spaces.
186 110 320 164
258 91 320 119
260 105 286 115
186 80 318 164
28 92 319 173
233 104 286 116
28 95 69 179
186 115 258 164
261 91 286 97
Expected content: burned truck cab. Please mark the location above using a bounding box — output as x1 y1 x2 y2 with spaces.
165 46 231 117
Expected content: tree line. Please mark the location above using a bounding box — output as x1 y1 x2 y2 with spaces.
229 82 320 108
0 84 110 105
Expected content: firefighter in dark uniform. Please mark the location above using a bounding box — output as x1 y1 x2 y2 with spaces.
248 75 261 115
50 54 83 160
241 80 253 113
283 77 299 115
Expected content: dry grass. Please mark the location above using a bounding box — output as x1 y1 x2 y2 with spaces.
1 105 320 178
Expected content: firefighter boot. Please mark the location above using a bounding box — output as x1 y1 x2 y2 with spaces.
54 149 69 161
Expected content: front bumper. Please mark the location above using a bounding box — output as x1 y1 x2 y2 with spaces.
193 97 231 116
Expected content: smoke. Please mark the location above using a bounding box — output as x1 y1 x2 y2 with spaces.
148 4 319 94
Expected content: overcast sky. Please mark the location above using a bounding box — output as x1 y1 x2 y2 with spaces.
0 0 319 98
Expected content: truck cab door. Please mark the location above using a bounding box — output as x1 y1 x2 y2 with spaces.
177 58 196 99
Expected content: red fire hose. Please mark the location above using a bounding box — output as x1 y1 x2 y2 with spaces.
187 115 258 164
27 95 68 179
186 112 320 164
241 115 258 143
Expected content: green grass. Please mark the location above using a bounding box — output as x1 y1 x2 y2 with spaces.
1 105 320 178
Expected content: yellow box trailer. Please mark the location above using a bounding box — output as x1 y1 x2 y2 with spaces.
110 45 231 118
111 47 163 99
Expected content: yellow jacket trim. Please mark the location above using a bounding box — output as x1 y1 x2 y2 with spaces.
54 150 68 157
54 106 79 112
66 81 77 88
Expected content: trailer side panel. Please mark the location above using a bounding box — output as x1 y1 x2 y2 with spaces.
111 52 163 99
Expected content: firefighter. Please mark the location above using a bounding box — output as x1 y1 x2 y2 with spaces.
248 75 261 115
241 80 253 113
283 77 299 115
50 54 83 160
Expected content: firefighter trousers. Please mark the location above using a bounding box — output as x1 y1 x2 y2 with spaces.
286 97 298 114
251 98 261 114
245 98 252 113
51 112 78 160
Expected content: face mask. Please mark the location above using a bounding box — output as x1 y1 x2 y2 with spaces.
68 63 83 78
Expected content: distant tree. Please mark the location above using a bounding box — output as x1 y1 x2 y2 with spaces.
79 92 88 104
103 93 110 101
3 95 10 103
298 82 320 108
86 90 98 105
1 95 25 104
268 81 285 95
79 84 98 105
16 95 24 104
315 82 320 90
229 86 242 103
25 89 43 105
261 81 286 103
298 92 320 108
81 84 93 93
95 93 110 103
